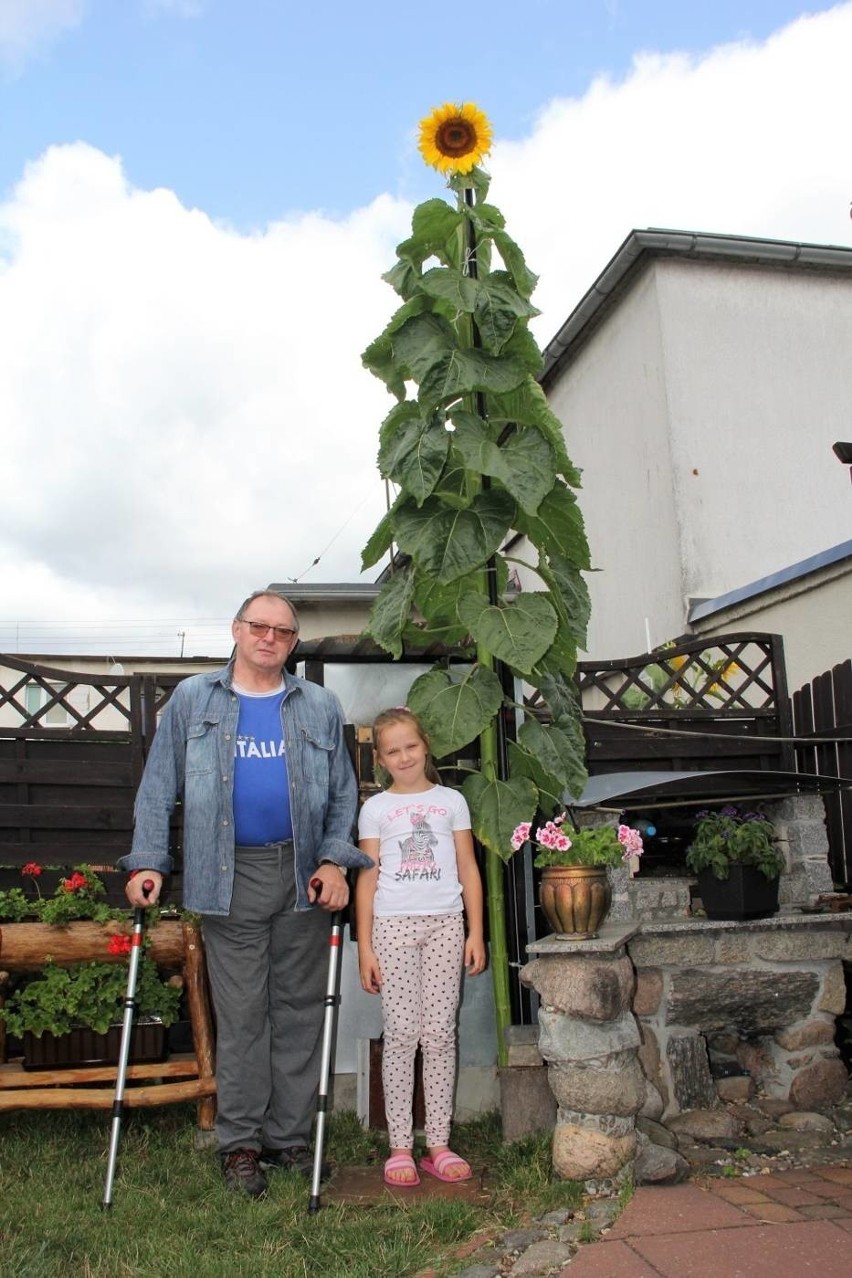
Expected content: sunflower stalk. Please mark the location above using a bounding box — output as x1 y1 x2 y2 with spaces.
361 103 592 1054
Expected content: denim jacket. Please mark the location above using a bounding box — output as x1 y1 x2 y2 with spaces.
118 663 372 914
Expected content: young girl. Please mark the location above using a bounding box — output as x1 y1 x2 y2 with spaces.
356 707 486 1187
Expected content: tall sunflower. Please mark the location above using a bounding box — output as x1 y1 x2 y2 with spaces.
418 101 493 174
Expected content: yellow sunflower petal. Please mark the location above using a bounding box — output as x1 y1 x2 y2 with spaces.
418 101 493 175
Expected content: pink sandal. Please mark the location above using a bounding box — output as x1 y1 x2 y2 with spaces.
419 1149 472 1182
383 1152 420 1187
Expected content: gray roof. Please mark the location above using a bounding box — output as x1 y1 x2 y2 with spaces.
688 539 852 624
266 582 380 604
542 229 852 387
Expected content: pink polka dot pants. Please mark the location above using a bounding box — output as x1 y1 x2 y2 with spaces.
373 912 464 1150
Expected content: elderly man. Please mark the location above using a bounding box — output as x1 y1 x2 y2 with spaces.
120 589 371 1198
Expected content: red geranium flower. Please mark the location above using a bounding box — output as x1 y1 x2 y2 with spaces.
21 862 43 877
62 871 89 893
107 934 132 956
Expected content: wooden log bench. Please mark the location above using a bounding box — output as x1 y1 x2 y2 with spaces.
0 916 216 1129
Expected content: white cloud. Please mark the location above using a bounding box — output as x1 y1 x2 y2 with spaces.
0 143 409 631
1 4 851 647
490 5 852 336
0 0 85 66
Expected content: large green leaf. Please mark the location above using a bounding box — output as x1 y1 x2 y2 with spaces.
488 381 581 485
538 551 592 649
473 272 540 354
506 739 563 815
462 771 538 860
391 311 457 383
501 324 544 376
532 617 578 681
457 590 558 676
362 296 431 398
367 570 416 659
450 411 556 516
379 406 449 505
407 665 504 758
419 347 528 412
469 202 505 232
410 198 463 261
528 674 588 801
449 165 491 200
418 267 479 313
394 490 514 584
382 257 421 300
491 228 538 299
518 717 586 798
413 562 510 631
361 494 404 570
515 483 591 568
361 331 406 401
432 457 472 509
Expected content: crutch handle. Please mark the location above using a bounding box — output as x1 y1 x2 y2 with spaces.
309 876 324 902
141 878 155 899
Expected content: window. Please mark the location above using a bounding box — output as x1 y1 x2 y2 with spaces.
24 682 72 727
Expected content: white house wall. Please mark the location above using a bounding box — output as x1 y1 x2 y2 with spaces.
546 264 686 657
545 255 852 662
656 258 852 601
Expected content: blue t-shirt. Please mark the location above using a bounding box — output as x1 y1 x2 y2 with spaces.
232 688 293 845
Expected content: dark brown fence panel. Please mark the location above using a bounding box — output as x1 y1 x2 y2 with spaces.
573 633 794 776
792 659 852 889
0 657 186 905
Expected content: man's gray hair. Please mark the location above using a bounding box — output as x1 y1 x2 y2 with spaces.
234 590 300 634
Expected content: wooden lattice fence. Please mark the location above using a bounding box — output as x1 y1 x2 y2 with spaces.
0 657 184 904
572 632 794 775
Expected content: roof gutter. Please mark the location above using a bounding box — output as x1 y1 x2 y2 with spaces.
541 229 852 387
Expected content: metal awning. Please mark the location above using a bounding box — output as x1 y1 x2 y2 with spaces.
570 769 851 810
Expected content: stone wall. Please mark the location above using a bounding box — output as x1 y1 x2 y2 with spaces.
628 917 850 1120
522 913 851 1182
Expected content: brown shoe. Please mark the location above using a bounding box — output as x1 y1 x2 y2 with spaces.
221 1148 268 1198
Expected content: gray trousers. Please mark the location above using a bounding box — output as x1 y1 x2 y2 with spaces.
202 844 330 1154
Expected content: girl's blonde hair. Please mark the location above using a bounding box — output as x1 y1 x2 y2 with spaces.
372 707 441 786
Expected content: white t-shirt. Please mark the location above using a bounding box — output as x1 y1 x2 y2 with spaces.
358 784 471 916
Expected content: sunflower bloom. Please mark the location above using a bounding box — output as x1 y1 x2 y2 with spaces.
418 102 493 174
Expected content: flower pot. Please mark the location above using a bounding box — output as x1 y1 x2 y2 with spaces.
696 865 780 921
538 865 612 939
21 1021 167 1071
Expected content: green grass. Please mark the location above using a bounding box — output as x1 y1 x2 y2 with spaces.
0 1108 586 1278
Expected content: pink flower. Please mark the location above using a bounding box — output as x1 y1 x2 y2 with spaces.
617 825 644 858
510 822 532 852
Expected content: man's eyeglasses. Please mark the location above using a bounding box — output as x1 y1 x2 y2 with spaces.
238 619 297 642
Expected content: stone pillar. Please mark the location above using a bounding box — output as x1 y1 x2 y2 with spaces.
521 924 642 1181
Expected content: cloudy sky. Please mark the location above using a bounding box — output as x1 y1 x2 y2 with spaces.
1 0 849 655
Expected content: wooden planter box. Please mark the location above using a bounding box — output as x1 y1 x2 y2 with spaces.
697 866 780 921
21 1021 167 1071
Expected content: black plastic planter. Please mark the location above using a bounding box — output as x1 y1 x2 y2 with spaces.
697 865 780 921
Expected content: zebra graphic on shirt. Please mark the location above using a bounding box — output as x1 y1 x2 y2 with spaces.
398 810 439 874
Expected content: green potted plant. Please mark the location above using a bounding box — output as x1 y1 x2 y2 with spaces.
0 863 183 1068
511 815 644 938
685 805 783 920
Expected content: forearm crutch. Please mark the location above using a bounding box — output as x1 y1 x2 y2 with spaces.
308 877 344 1214
101 878 154 1209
